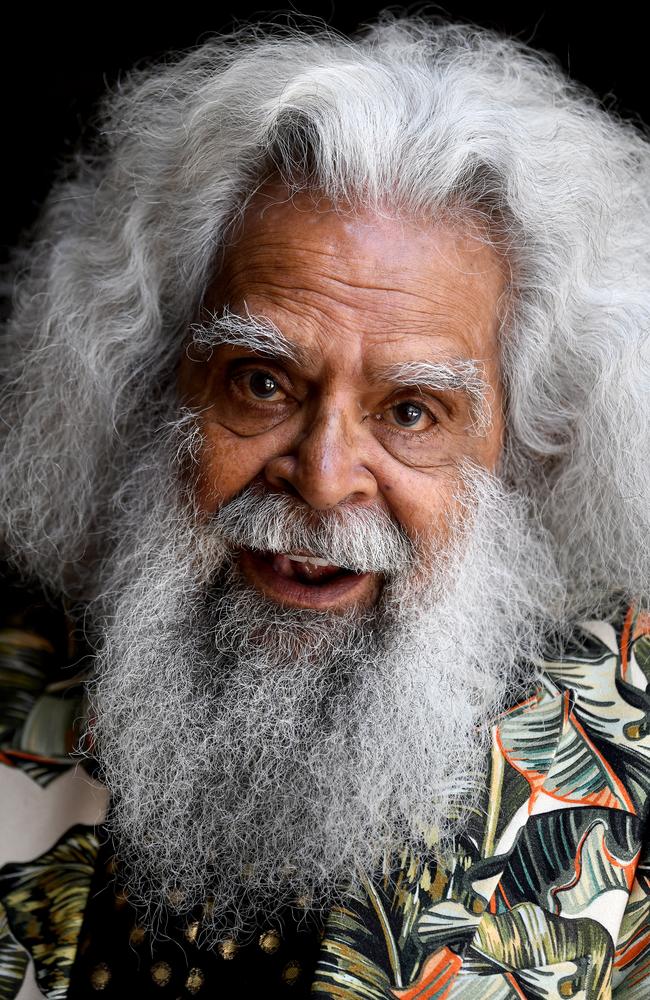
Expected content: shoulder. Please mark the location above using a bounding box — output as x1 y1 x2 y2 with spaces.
538 599 650 821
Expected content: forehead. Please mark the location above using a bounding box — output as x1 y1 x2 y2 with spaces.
207 184 509 366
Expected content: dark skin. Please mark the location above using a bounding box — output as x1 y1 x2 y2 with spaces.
179 183 508 611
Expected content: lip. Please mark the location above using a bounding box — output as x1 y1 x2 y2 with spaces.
238 548 380 610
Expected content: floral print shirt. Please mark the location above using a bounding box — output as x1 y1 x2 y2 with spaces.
0 570 648 999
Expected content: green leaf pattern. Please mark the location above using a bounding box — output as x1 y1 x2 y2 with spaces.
314 605 650 998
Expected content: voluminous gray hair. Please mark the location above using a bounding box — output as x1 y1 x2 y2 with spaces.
1 14 649 614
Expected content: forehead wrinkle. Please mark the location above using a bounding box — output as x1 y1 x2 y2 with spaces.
228 256 496 317
223 278 495 351
222 231 498 291
220 265 498 350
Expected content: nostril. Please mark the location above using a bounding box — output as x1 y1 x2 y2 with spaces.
279 479 303 501
264 467 302 500
264 446 378 510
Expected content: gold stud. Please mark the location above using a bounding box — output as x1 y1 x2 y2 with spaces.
184 919 200 944
258 929 281 954
113 888 129 910
282 960 301 985
185 967 205 994
559 983 576 998
217 937 239 960
151 961 172 987
129 925 146 946
90 962 111 990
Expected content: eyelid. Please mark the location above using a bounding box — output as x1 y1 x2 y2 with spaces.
387 387 444 413
228 357 287 381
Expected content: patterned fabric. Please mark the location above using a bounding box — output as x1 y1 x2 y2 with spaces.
0 567 648 999
312 605 650 999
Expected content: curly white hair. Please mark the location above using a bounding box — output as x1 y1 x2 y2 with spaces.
1 14 648 615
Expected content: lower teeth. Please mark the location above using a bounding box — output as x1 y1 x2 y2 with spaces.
292 567 346 586
261 552 352 586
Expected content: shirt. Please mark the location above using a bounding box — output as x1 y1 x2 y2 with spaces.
1 568 648 999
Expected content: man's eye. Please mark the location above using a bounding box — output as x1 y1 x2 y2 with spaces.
245 371 283 400
388 401 434 430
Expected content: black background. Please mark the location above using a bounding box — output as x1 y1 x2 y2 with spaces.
3 3 649 259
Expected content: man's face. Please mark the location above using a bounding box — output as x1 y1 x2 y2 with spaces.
91 188 548 940
179 185 507 611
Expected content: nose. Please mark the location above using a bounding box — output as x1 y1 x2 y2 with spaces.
263 404 378 509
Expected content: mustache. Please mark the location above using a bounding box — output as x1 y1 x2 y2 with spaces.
208 481 416 575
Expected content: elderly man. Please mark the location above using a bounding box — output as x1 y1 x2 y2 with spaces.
0 14 648 1000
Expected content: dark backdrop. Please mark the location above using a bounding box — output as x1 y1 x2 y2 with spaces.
3 3 648 260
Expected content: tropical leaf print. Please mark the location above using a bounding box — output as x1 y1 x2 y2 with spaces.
314 912 394 998
496 688 564 798
543 613 650 762
446 975 518 998
416 900 482 953
611 831 650 997
466 903 613 999
0 902 28 1000
0 628 49 746
0 826 99 1000
497 809 640 918
314 606 649 998
390 946 462 999
496 687 635 814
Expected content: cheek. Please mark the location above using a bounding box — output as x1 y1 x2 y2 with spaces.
193 420 277 513
379 464 468 546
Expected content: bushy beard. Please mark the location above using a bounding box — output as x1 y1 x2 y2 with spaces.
84 432 564 944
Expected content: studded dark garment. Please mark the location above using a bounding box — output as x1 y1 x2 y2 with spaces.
66 833 324 998
1 565 649 999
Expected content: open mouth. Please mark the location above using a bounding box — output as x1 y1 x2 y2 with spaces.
238 548 377 609
264 551 355 585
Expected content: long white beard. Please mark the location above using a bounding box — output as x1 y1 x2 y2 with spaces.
85 455 564 943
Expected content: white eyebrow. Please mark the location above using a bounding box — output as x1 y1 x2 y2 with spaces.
187 311 492 433
374 360 492 434
188 304 302 362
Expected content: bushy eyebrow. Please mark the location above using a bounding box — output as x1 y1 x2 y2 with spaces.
188 305 304 363
188 308 492 434
371 360 492 434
